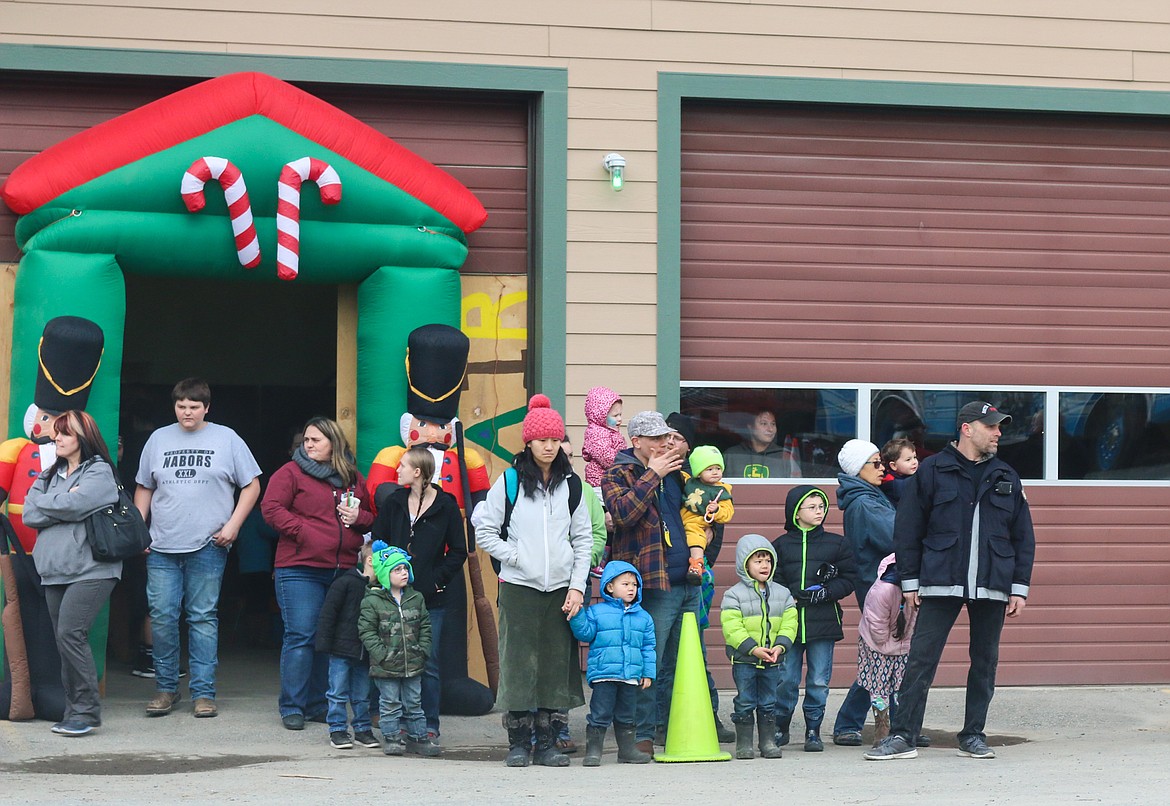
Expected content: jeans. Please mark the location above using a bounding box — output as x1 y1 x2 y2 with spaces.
274 566 341 719
891 597 1007 745
326 655 372 733
147 543 228 700
833 680 873 736
731 662 780 723
44 579 117 727
699 626 719 711
775 639 835 731
638 584 701 741
587 681 639 728
375 675 426 740
421 606 445 735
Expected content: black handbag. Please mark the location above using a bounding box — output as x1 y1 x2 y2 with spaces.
85 485 152 562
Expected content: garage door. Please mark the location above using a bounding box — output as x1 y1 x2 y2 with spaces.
681 101 1170 687
0 71 529 275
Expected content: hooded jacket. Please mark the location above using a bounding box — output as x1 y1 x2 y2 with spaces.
475 467 593 594
358 583 431 679
568 560 656 684
582 386 627 487
859 553 917 657
23 457 121 586
315 566 369 660
835 472 897 601
771 485 857 644
370 483 468 609
720 534 798 667
896 443 1035 602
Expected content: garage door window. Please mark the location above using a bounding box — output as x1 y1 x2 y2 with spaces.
1059 393 1170 480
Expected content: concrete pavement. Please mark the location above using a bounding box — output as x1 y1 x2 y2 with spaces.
1 646 1167 804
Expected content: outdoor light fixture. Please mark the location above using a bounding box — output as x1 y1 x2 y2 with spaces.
602 152 626 191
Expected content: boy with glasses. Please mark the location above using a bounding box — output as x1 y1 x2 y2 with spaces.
771 485 857 752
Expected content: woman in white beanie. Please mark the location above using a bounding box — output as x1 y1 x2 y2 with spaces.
830 438 898 746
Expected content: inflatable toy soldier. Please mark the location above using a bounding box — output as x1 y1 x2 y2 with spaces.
1 316 104 722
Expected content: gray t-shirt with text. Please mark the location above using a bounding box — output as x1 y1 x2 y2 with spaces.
136 422 262 553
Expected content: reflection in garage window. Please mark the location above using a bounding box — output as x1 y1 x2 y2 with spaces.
680 387 857 479
1059 393 1170 480
870 390 1046 479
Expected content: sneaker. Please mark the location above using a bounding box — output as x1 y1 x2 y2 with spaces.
330 731 353 749
406 735 442 757
957 736 996 759
353 730 381 748
51 720 93 736
131 645 156 678
833 730 863 747
864 735 918 761
917 733 932 748
803 729 824 752
282 713 305 731
146 691 181 717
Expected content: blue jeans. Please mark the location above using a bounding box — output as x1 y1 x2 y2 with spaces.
775 640 835 731
731 662 780 723
638 584 701 741
421 606 444 735
587 681 639 728
326 655 372 733
375 676 426 740
147 543 228 700
274 566 341 719
833 680 872 736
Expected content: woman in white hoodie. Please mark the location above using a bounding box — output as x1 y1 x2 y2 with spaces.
475 394 593 768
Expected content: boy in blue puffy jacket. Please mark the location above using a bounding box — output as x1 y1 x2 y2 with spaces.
569 560 656 767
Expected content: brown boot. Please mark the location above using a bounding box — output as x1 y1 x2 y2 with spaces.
146 691 181 717
872 706 890 746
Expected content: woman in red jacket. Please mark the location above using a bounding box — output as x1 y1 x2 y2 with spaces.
262 416 374 730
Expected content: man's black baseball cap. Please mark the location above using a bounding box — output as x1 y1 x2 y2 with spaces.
957 401 1012 429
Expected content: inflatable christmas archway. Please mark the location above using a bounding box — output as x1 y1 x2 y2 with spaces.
0 71 487 470
0 72 492 714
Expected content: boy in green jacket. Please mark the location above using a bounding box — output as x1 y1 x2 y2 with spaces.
720 534 798 760
359 542 438 757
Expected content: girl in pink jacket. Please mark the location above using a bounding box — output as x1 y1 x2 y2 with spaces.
582 386 627 487
856 553 917 746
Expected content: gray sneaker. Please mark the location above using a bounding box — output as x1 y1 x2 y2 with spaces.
864 735 918 760
957 736 996 759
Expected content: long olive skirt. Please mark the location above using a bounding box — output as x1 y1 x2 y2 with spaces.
495 582 584 712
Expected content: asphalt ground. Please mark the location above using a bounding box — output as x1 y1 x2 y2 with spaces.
1 646 1167 805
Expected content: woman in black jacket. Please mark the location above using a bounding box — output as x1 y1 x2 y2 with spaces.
370 446 468 740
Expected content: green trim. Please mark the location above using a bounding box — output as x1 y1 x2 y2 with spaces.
657 72 1170 405
0 43 569 409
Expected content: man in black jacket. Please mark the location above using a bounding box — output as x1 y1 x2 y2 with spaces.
866 402 1035 761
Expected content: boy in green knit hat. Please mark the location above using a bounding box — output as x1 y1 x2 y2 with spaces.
681 445 735 584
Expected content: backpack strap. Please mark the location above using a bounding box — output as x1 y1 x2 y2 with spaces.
567 473 582 517
500 467 519 540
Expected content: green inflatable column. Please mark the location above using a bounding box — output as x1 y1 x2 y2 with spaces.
9 250 126 445
356 266 460 471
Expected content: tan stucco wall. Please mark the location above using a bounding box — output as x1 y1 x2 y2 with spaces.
5 1 1170 435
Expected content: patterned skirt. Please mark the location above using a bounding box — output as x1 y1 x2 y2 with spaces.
856 637 907 707
495 581 585 712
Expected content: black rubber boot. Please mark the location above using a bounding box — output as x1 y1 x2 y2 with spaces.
532 709 570 767
734 719 755 759
757 713 783 759
713 712 736 743
503 711 533 767
583 724 605 767
613 722 651 764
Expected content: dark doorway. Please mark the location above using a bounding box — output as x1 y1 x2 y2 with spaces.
111 275 337 667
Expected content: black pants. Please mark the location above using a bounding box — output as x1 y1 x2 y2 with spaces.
890 597 1007 745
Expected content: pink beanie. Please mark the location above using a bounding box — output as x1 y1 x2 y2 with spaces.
521 394 565 444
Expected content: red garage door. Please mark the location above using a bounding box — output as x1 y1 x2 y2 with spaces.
681 101 1170 687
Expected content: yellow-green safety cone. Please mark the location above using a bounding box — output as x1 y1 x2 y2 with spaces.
654 611 732 762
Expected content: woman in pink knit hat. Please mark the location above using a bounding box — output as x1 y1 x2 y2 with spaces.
476 394 593 768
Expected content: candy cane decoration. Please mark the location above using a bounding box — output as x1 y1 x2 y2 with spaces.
276 157 342 281
180 157 261 268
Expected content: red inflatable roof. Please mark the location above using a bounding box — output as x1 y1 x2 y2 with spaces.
0 72 487 233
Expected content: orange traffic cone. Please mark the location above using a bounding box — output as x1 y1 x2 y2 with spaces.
654 611 732 762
